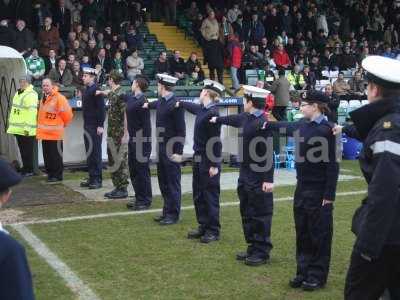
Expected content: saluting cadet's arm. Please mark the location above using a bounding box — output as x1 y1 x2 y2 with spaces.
214 113 246 128
262 120 302 136
355 130 400 259
177 101 201 115
343 124 363 141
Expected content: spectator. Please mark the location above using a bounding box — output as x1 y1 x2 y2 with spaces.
44 49 58 75
332 72 351 99
93 48 111 74
49 59 73 87
339 46 357 70
86 39 98 63
118 41 130 61
185 1 199 22
219 16 233 45
273 43 291 69
231 14 244 42
71 60 84 90
192 13 204 45
103 24 113 42
25 48 45 83
324 84 340 123
287 64 306 90
66 31 77 49
303 65 316 90
126 49 144 82
206 39 224 84
81 0 103 27
67 53 76 70
227 4 241 24
243 44 264 69
263 49 276 69
164 0 177 26
125 25 143 50
383 24 399 47
348 72 367 99
327 32 343 49
71 39 85 61
112 50 125 76
267 69 290 121
382 45 396 59
169 50 186 80
0 20 16 48
97 32 105 49
14 20 34 56
108 0 128 32
244 13 265 44
201 10 219 43
186 52 204 85
316 12 329 37
263 64 276 83
95 63 107 85
81 55 91 69
280 5 293 35
304 10 316 35
154 51 169 75
32 2 51 34
264 7 280 41
227 33 243 92
293 12 305 36
259 37 270 55
52 0 71 42
38 17 60 57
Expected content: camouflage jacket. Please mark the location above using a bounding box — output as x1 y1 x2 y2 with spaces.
107 86 126 140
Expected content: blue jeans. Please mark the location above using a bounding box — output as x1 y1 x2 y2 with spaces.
230 66 240 89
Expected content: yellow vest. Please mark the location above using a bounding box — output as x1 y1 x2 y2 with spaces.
7 85 39 136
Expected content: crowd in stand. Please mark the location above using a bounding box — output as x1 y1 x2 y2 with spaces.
0 0 400 97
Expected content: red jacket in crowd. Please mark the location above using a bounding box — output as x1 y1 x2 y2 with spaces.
227 35 243 68
273 49 291 69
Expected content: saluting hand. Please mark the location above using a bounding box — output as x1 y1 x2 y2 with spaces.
142 102 149 109
175 101 180 108
209 116 218 123
170 154 183 163
332 125 343 135
209 167 219 177
322 199 333 206
262 182 274 193
97 127 104 135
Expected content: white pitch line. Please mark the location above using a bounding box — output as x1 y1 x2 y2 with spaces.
11 224 100 300
11 190 366 226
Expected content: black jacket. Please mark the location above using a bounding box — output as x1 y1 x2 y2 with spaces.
0 26 16 48
14 28 34 52
82 83 106 128
344 97 400 259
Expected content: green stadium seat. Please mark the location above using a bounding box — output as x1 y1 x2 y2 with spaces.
174 90 188 97
188 90 201 97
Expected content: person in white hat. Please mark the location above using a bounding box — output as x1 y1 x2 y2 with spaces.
143 74 186 225
80 67 106 189
333 56 400 299
175 79 224 243
210 85 274 266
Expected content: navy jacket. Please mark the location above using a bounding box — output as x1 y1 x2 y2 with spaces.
265 115 339 200
126 92 151 157
149 93 186 155
0 231 35 300
217 111 274 184
180 102 222 167
82 83 106 128
344 97 400 259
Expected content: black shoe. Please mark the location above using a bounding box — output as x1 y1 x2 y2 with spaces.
244 255 268 266
80 179 90 187
47 177 62 183
289 276 305 288
22 172 35 178
104 188 128 199
130 204 151 211
236 251 249 261
88 181 102 189
187 228 205 239
302 279 324 291
153 215 165 222
159 218 178 226
200 232 219 244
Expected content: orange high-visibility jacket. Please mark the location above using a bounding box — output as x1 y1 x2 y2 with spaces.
36 87 73 141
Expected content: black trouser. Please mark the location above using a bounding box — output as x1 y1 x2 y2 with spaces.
128 142 152 206
192 156 221 235
84 125 103 183
272 106 287 121
209 67 224 84
157 144 181 220
345 245 400 300
42 140 63 180
237 167 273 259
293 185 333 284
16 135 35 173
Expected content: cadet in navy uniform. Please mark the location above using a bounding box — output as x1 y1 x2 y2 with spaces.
126 75 153 211
0 159 35 300
80 67 106 189
176 79 224 243
143 74 186 225
210 85 274 266
263 90 339 291
333 56 400 300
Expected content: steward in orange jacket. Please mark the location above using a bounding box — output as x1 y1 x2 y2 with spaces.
37 79 73 182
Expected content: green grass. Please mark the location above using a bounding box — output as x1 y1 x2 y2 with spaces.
25 194 360 300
